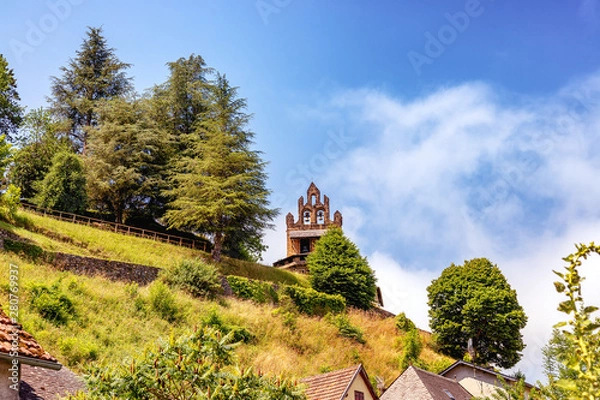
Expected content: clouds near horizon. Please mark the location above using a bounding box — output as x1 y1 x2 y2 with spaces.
264 72 600 380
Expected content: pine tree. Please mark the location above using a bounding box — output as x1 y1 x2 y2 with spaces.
48 27 132 154
150 54 211 140
307 227 378 310
86 98 168 223
0 54 23 141
163 74 277 262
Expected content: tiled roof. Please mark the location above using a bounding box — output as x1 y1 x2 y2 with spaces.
20 364 86 399
301 365 362 400
0 307 58 363
439 360 534 389
381 366 472 400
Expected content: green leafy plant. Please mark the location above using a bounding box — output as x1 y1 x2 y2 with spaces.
283 285 346 316
550 242 600 399
147 280 180 323
227 275 278 304
327 313 366 344
307 227 377 310
67 328 306 400
395 312 417 332
30 283 75 325
200 308 254 344
163 259 222 298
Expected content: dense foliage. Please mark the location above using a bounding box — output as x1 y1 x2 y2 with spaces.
49 27 132 153
32 151 87 213
427 258 527 368
163 74 276 261
7 27 276 262
307 227 377 310
547 243 600 399
283 285 346 316
0 54 23 140
69 327 306 400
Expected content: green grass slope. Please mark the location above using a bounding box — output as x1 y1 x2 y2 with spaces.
0 210 453 389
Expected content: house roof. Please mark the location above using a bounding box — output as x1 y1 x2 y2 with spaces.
20 364 86 399
439 360 534 389
0 307 59 366
380 366 472 400
301 364 378 400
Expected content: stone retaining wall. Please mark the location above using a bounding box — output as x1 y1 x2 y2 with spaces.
51 253 160 286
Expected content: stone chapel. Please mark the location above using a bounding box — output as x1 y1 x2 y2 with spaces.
273 183 342 273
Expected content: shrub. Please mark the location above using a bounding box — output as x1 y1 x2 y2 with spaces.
30 283 75 325
0 184 21 222
327 313 366 344
226 276 278 304
164 259 221 298
201 308 254 344
395 312 416 332
283 285 345 316
399 328 423 370
147 281 180 322
59 337 99 365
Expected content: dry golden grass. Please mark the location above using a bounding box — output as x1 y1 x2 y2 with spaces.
0 211 454 387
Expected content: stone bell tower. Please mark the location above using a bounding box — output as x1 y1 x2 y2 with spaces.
273 183 342 273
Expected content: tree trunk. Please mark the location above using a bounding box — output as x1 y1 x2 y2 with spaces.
212 231 222 262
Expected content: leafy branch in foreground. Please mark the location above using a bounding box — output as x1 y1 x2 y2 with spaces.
69 327 306 400
550 242 600 399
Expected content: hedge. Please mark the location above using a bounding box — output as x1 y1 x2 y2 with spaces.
283 285 345 316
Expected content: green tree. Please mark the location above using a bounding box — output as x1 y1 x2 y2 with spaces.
0 54 23 141
163 74 276 262
86 98 168 223
150 54 211 140
427 258 527 369
33 151 87 213
307 227 377 310
68 328 306 400
548 242 600 399
9 108 70 199
49 27 132 154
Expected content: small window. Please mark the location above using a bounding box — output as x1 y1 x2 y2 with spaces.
300 239 310 253
354 391 364 400
303 211 311 224
317 210 325 224
311 194 316 205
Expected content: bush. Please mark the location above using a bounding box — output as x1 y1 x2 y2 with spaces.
201 308 254 344
395 312 416 332
147 281 180 322
30 283 75 325
164 259 221 298
226 276 278 304
327 313 366 344
283 285 346 316
0 184 21 222
59 337 99 365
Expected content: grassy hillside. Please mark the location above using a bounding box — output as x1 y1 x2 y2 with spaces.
0 210 453 389
5 210 306 286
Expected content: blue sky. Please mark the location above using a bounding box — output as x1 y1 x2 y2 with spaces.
3 0 600 382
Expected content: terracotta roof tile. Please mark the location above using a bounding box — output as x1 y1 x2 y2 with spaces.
0 307 58 363
301 365 361 400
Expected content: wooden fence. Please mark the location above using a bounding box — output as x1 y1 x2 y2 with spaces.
20 202 210 252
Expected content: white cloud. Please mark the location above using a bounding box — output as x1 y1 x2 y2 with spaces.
264 72 600 381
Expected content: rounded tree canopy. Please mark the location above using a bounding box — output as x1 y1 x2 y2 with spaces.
307 227 377 310
427 257 527 368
